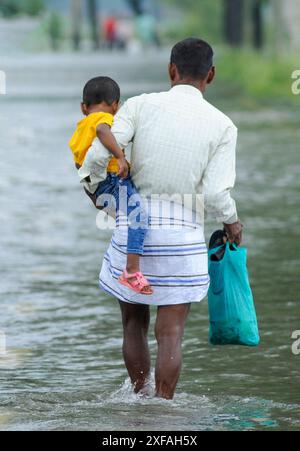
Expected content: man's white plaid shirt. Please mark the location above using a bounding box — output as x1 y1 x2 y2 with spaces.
79 84 238 224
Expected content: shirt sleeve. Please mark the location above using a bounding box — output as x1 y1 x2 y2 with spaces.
112 96 141 148
96 113 114 128
202 124 238 224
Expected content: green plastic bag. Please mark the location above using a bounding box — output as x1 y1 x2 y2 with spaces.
208 242 260 346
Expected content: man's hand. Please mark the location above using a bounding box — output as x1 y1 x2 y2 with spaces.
117 157 129 179
223 220 243 246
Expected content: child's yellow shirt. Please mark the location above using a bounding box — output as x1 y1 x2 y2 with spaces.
69 112 119 173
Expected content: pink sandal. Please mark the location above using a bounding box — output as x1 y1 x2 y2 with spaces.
118 271 154 296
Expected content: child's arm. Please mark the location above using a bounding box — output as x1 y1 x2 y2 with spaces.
97 123 129 178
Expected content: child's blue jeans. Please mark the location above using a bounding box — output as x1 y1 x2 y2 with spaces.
95 173 148 255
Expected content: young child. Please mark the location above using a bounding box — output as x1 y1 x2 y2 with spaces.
69 76 153 296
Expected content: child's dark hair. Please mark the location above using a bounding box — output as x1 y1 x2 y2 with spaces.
83 77 120 107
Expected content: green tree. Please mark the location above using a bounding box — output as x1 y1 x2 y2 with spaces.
252 0 264 49
126 0 143 16
162 0 223 43
273 0 300 51
70 0 82 51
0 0 19 17
23 0 44 16
0 0 44 17
47 11 64 51
224 0 245 47
87 0 100 50
70 0 101 51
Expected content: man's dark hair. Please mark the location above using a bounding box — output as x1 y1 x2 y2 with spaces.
83 76 120 106
170 38 214 80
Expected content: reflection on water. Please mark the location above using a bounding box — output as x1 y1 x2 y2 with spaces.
0 53 300 431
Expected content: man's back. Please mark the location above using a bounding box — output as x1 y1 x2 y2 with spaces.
78 84 238 224
115 85 237 202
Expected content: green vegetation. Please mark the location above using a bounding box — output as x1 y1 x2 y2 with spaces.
215 48 299 107
162 0 299 107
0 0 44 17
46 12 64 51
163 0 223 44
23 0 44 16
1 0 298 107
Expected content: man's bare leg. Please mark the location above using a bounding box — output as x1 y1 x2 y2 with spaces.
119 301 151 393
155 304 191 400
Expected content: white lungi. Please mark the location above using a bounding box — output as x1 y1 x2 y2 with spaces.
99 211 210 306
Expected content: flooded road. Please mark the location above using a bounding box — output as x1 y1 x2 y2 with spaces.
0 51 300 431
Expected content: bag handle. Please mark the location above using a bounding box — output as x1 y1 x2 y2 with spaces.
226 241 238 251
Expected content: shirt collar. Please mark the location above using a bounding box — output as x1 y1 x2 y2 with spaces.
170 84 204 98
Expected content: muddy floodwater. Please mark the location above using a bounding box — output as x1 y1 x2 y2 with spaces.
0 51 300 431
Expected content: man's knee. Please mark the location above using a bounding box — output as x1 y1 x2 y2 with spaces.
155 324 184 345
120 303 150 334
